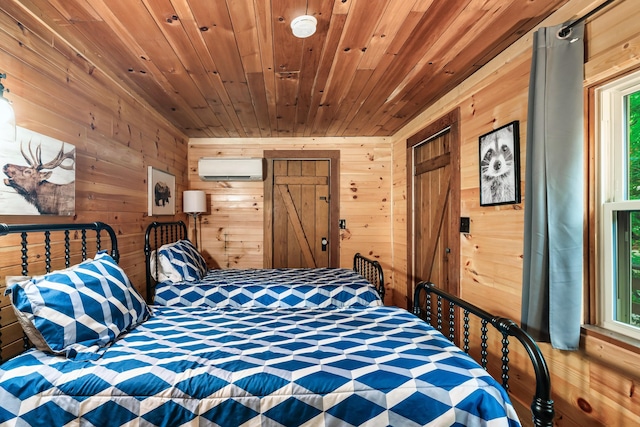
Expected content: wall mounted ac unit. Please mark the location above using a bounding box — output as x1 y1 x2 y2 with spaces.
198 157 266 181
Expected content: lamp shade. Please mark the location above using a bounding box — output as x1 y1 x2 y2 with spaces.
183 190 206 214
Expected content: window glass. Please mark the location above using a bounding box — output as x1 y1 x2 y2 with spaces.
599 72 640 339
626 92 640 328
628 92 640 200
615 210 640 327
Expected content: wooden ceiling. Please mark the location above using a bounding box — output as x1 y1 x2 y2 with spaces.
7 0 569 138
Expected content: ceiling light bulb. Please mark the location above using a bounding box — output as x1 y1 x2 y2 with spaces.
291 15 317 38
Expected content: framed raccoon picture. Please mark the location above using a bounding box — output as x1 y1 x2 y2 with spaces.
478 121 521 206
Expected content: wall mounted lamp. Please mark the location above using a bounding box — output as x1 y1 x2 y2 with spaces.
183 190 207 249
0 73 16 142
291 15 317 38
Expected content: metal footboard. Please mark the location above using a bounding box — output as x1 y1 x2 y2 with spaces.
413 281 554 427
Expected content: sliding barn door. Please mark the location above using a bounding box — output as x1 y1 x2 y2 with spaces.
271 159 330 268
413 132 452 288
407 109 460 308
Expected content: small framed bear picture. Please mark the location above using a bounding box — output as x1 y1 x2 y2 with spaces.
478 121 521 207
148 166 176 215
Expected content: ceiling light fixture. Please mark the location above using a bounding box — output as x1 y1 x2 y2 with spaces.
291 15 317 38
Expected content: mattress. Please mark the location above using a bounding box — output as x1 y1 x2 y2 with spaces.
0 305 520 426
154 267 383 308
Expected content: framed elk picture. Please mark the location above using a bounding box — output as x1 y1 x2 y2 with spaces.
148 166 175 215
0 126 75 215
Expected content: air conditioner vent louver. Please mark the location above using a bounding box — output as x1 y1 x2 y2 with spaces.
198 158 266 181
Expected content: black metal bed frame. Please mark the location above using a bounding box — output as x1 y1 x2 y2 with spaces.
353 252 385 300
144 221 386 303
0 222 551 426
0 222 119 364
144 220 189 303
413 281 554 427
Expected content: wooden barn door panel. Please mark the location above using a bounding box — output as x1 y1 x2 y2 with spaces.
272 159 330 268
406 109 460 308
414 134 451 288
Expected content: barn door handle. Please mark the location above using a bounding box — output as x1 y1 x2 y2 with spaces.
321 237 328 251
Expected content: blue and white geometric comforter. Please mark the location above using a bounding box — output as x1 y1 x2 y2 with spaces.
154 268 383 308
0 305 520 426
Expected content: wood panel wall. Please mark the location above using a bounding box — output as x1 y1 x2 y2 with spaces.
187 137 393 302
390 0 640 425
1 0 639 424
0 2 187 303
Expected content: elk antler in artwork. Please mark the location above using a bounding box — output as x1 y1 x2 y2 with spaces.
20 140 75 171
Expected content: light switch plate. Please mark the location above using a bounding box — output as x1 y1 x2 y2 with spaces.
460 217 470 233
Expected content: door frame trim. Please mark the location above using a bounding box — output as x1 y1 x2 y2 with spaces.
406 109 461 307
263 150 340 268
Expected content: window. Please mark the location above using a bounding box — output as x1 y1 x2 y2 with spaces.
598 69 640 340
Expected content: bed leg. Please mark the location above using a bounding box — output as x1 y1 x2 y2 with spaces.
532 397 555 427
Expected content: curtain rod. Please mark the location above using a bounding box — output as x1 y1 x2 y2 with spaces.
557 0 616 38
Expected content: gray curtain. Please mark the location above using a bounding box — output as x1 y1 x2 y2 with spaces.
521 22 584 351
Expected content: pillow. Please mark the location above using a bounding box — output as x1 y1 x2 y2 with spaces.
148 248 195 283
5 276 31 286
156 239 207 282
7 251 151 360
148 248 186 282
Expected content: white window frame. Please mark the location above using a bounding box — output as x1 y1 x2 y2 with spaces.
598 68 640 340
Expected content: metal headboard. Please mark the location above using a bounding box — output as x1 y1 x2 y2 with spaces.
144 220 188 303
353 252 385 301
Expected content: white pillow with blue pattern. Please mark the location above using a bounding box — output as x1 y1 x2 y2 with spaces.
7 251 151 361
156 239 207 282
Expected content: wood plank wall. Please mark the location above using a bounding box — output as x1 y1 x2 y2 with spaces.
390 0 640 425
1 0 638 424
0 2 187 302
188 137 393 302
